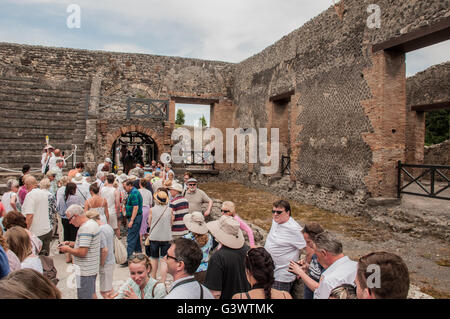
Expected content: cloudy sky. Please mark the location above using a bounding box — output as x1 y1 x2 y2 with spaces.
0 0 448 124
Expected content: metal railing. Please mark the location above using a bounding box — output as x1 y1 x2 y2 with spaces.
281 155 291 175
397 161 450 200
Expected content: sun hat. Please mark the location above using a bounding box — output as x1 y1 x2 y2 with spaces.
153 190 168 205
183 211 208 235
169 183 183 193
206 215 244 249
44 145 54 150
105 158 112 163
117 173 128 183
187 178 198 184
73 173 84 184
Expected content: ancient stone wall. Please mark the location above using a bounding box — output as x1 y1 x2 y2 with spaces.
230 0 448 198
0 43 235 170
424 139 450 166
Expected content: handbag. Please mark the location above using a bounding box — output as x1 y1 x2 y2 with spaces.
113 236 127 265
144 206 168 246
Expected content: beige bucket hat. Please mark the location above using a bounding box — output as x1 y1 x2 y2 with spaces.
183 211 208 235
73 173 84 184
207 215 244 249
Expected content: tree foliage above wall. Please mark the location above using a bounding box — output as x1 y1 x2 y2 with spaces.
425 110 450 145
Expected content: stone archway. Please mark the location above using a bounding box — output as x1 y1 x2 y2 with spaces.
105 125 164 165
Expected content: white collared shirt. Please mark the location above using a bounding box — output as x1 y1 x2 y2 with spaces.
264 217 306 283
313 256 358 299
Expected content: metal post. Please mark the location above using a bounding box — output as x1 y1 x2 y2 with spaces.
430 167 435 197
397 160 402 198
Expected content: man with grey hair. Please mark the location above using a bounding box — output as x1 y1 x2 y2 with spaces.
95 172 106 189
313 231 357 299
59 204 101 299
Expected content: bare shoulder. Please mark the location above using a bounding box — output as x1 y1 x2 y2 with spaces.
232 292 247 299
271 289 293 299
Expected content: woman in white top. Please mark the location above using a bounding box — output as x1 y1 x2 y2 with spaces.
138 178 153 252
100 174 120 238
1 179 19 213
147 190 173 284
5 226 43 274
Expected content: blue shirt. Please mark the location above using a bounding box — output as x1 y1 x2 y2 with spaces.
0 245 10 279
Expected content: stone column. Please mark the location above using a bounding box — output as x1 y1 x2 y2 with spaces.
362 49 407 198
84 74 102 175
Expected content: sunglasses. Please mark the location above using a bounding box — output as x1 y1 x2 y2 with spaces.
128 253 147 262
272 210 285 215
221 209 231 214
188 184 197 186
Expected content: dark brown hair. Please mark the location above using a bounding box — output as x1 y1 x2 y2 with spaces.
245 247 275 300
65 182 77 201
357 252 410 299
89 183 100 194
302 222 324 241
272 199 291 216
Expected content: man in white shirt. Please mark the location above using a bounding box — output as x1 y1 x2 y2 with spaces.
49 149 66 171
21 176 53 256
313 231 358 299
164 238 214 299
264 200 306 293
97 158 112 175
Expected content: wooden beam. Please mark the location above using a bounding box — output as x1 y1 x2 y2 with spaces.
171 96 220 105
372 16 450 53
410 101 450 112
269 89 295 102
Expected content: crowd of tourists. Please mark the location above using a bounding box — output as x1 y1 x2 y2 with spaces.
0 147 411 300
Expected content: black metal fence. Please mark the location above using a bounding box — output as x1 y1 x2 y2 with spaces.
281 155 291 175
397 161 450 200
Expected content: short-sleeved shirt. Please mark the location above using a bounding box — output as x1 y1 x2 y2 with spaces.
22 188 52 237
184 189 211 214
313 256 358 299
304 254 325 299
125 187 143 218
183 232 213 272
138 188 153 207
100 224 115 266
74 219 101 276
170 195 189 237
115 277 167 299
165 276 214 299
203 245 251 299
264 217 306 283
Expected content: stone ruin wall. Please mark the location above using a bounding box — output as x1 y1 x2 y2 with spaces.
216 0 449 215
0 43 235 171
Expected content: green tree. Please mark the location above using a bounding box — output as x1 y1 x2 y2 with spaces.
199 115 207 127
425 110 450 145
175 109 185 125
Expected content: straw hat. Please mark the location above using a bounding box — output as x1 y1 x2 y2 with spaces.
73 173 84 184
206 215 244 249
169 183 183 193
117 173 128 183
183 211 208 235
153 190 169 205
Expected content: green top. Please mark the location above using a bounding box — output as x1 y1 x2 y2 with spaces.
115 277 167 299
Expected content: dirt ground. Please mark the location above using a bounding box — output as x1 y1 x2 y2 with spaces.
202 182 450 299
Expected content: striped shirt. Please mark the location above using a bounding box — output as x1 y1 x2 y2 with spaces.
170 195 189 237
74 219 101 277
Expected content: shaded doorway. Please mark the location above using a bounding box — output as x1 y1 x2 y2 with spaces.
111 131 158 173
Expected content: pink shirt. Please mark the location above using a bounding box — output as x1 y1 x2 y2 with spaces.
234 215 255 247
18 186 28 205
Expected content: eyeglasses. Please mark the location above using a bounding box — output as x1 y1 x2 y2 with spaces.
68 215 76 222
272 210 284 215
166 254 179 262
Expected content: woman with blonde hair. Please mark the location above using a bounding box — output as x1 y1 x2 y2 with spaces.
105 253 166 299
221 201 255 248
5 226 43 274
147 190 173 284
182 211 213 284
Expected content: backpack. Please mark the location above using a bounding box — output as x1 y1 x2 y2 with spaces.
39 255 59 285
